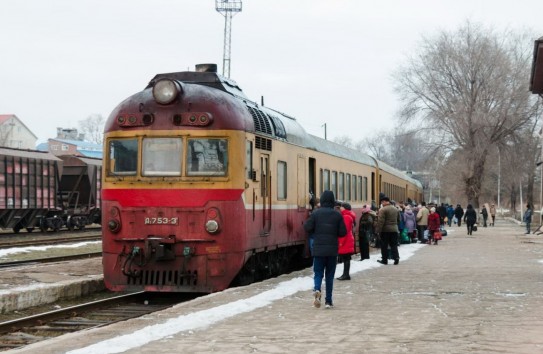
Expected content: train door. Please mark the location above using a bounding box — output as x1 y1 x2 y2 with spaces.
297 155 306 209
260 154 271 235
371 172 376 202
308 158 316 209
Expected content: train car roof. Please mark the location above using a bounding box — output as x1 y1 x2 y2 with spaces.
142 68 422 189
377 160 423 188
58 155 102 167
0 147 62 162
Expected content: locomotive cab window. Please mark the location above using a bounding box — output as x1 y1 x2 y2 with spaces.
142 138 182 176
108 139 138 176
186 138 228 176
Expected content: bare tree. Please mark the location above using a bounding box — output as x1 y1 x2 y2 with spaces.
331 135 354 149
78 114 105 144
394 22 540 207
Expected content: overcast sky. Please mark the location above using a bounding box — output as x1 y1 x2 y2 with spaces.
1 1 542 145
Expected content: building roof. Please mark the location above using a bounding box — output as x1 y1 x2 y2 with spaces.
46 138 103 159
0 114 38 139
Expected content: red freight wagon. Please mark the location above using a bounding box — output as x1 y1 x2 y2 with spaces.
57 155 102 230
0 147 63 233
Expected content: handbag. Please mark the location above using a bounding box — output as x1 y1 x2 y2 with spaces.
434 231 442 240
472 223 478 232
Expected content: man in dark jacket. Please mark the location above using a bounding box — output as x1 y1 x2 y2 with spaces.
376 196 400 265
454 204 465 227
304 190 347 309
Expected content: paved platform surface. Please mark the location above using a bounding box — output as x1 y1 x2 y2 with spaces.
9 219 543 354
0 258 103 313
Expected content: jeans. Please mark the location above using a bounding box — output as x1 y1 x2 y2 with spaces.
313 255 337 304
526 223 531 234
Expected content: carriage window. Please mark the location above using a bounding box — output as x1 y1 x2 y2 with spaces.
277 161 287 200
323 169 330 191
331 171 337 196
108 139 138 175
338 172 344 200
142 138 182 176
187 138 228 176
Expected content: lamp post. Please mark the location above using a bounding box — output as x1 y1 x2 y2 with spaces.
498 146 501 216
215 0 242 78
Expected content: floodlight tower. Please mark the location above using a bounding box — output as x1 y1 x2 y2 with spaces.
215 0 242 78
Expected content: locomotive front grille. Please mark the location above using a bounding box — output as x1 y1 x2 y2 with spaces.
127 269 198 287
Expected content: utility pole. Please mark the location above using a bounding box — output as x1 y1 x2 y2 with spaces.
215 0 242 78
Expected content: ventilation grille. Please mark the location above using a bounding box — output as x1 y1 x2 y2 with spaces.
246 106 287 140
248 106 273 135
255 136 272 151
127 269 197 286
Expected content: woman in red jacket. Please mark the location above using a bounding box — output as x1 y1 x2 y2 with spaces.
427 207 441 245
338 202 356 280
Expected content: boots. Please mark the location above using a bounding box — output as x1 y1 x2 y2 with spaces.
337 260 351 280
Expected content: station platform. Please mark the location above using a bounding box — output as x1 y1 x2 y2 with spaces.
0 258 104 314
7 219 543 354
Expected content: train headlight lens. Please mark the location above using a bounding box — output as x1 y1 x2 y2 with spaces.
152 79 180 105
108 219 121 233
205 220 220 234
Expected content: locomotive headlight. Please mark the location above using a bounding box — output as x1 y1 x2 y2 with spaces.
108 219 121 233
205 220 220 234
152 79 181 105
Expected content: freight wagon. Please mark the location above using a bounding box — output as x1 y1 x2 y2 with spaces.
0 147 101 233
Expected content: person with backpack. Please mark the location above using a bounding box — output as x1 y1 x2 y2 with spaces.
358 205 374 261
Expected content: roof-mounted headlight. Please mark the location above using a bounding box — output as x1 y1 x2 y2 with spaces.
152 79 181 105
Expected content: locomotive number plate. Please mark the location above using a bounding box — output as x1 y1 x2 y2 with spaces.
144 217 179 225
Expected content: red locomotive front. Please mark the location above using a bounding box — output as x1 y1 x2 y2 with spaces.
102 67 252 293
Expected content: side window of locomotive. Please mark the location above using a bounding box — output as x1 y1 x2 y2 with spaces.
277 161 287 200
246 140 253 179
108 139 138 175
186 138 228 176
142 138 182 176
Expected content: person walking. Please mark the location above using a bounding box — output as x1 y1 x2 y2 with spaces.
337 203 355 281
416 202 429 243
304 190 347 309
358 205 373 261
454 204 464 227
376 196 400 265
446 204 455 227
464 204 477 235
489 204 497 226
481 205 489 227
523 203 533 234
437 203 447 228
427 207 441 245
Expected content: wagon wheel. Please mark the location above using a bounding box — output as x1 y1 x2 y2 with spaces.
13 224 22 234
26 227 35 233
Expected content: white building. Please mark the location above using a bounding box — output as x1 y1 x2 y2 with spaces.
0 114 37 149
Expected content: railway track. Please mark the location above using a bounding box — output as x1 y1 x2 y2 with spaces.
0 291 193 351
0 252 102 269
0 232 101 250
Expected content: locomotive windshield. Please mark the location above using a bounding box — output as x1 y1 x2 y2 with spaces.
142 138 183 176
107 137 228 177
186 138 228 176
109 139 138 175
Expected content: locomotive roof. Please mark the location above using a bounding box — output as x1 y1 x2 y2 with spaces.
142 69 421 188
147 71 248 100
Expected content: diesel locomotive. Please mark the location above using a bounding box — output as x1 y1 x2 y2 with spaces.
102 64 423 293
